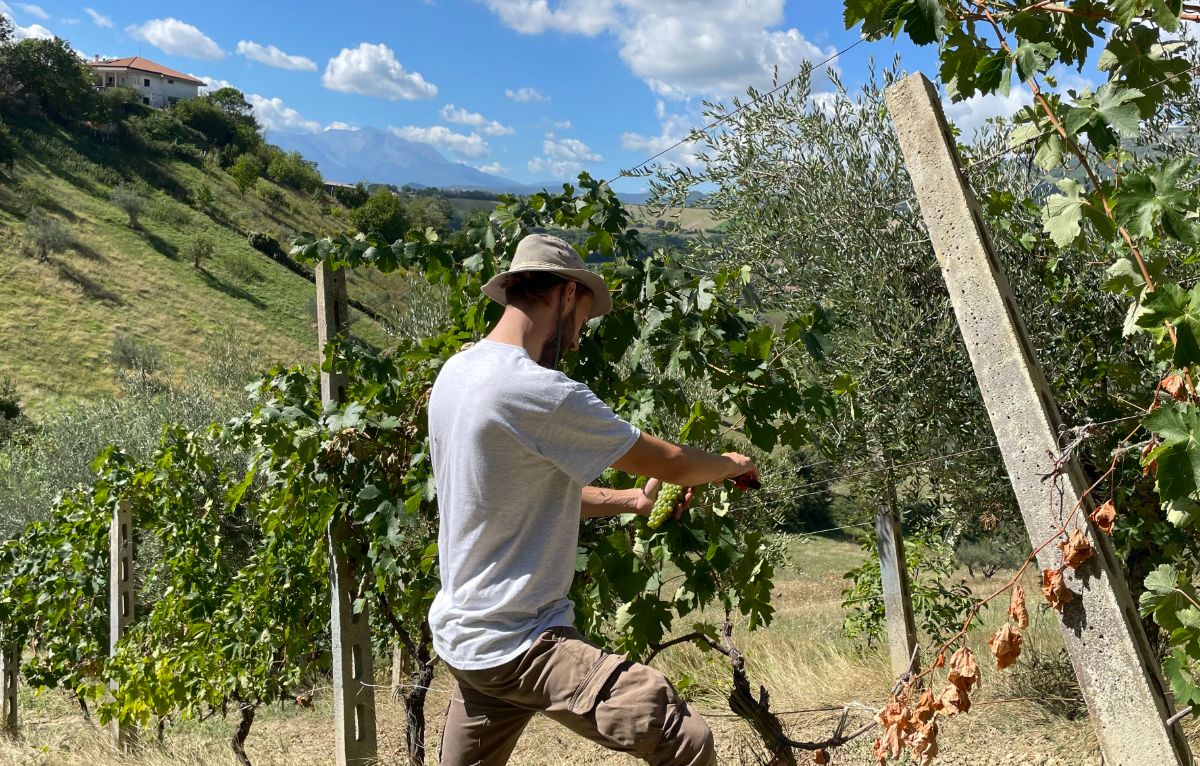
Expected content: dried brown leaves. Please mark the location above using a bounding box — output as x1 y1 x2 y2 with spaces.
1042 567 1074 611
1057 529 1094 569
873 691 941 766
1090 499 1116 534
1162 373 1189 401
1008 583 1028 629
987 623 1023 669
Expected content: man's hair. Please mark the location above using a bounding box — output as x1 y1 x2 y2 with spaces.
502 271 590 306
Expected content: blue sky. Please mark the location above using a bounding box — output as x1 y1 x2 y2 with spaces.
2 0 1042 191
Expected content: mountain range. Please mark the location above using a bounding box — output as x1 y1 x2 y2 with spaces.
267 127 547 194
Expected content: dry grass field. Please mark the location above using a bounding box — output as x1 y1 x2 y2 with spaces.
1 536 1192 765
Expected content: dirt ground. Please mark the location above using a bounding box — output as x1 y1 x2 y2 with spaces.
3 536 1196 765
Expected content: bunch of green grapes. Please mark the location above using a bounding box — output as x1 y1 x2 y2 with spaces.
647 482 684 529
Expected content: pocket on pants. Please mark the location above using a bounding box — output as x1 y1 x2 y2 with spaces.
592 662 680 756
567 652 627 715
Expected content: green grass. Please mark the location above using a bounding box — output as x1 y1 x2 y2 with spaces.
0 122 390 414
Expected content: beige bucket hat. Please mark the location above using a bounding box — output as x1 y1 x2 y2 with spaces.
482 234 613 318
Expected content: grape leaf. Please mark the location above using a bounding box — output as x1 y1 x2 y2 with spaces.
1136 283 1200 367
1114 159 1198 245
1042 178 1086 247
1142 403 1200 501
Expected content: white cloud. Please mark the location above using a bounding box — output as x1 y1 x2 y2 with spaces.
322 43 437 100
61 17 81 24
553 119 572 129
236 40 317 71
18 3 47 19
84 7 112 27
942 89 1031 138
477 162 507 175
390 125 490 158
620 101 701 168
483 0 838 100
248 94 323 134
6 14 52 39
128 18 224 61
325 121 359 131
528 135 602 177
439 104 514 136
506 86 549 103
193 75 236 93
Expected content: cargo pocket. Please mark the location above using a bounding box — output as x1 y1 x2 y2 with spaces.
567 652 627 715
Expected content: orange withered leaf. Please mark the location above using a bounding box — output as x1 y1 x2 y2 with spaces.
1058 529 1094 570
1008 583 1029 629
1042 567 1074 611
813 750 829 765
908 719 939 766
988 623 1023 669
936 682 971 716
1162 373 1189 401
946 646 978 692
1090 499 1117 535
913 689 937 723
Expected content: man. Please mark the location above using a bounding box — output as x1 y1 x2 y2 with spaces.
428 233 759 766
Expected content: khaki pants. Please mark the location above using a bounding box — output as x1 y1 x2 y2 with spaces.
438 626 715 766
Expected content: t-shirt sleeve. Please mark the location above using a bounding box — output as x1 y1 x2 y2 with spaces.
536 382 641 486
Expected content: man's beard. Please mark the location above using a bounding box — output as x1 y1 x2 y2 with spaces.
537 304 578 369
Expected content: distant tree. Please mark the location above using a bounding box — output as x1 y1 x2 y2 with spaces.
229 154 264 196
333 181 370 208
194 183 214 211
173 94 260 154
0 37 96 122
404 194 453 234
185 234 215 271
0 119 16 173
204 87 257 125
0 15 13 46
109 185 145 228
349 190 408 242
265 149 322 193
24 207 69 262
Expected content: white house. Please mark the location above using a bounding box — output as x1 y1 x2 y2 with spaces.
88 56 205 109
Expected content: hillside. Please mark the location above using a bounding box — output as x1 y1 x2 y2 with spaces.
0 120 392 414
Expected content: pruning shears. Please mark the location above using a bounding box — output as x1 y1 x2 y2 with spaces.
729 473 761 491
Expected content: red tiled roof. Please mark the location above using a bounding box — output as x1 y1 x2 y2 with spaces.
88 57 206 86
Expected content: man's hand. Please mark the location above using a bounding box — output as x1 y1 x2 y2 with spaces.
721 452 760 489
637 478 695 522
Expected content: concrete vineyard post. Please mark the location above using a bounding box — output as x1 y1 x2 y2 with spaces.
109 498 134 750
316 261 378 765
886 72 1191 766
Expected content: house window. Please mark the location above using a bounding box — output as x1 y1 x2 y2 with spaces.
167 79 174 84
142 97 150 105
144 78 150 87
168 97 179 105
106 76 114 86
118 77 125 86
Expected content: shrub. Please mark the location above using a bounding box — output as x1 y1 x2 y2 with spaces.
247 231 281 258
225 250 262 283
0 377 30 447
110 332 165 389
333 182 370 208
266 149 322 194
0 119 16 172
194 183 214 211
229 154 264 196
349 190 408 242
956 538 1025 578
110 184 145 228
15 178 52 212
185 234 215 271
23 207 69 262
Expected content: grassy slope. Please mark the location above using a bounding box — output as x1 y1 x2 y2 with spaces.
0 122 390 415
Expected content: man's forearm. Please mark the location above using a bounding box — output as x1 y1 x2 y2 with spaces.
581 486 644 518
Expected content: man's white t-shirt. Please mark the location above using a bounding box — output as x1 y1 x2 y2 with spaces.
426 339 641 670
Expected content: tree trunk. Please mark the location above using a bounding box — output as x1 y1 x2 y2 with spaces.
230 703 255 766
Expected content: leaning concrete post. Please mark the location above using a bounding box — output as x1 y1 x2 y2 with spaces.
0 640 17 736
886 72 1190 765
316 261 378 765
109 498 134 750
874 482 918 679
